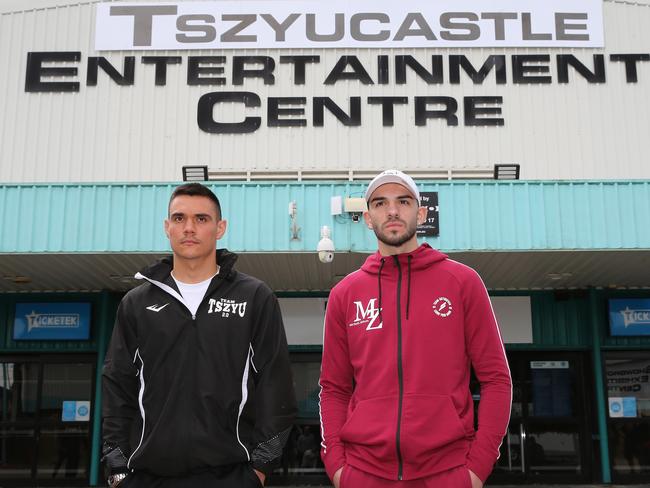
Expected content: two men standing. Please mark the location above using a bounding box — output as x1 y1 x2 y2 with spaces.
102 172 511 487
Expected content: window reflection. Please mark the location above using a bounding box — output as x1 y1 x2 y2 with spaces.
494 425 582 475
0 427 34 478
494 425 522 474
606 358 650 418
608 421 650 474
37 427 90 479
526 427 581 473
276 424 325 475
0 362 39 421
606 355 650 476
0 360 94 483
291 362 321 419
275 359 326 477
40 364 92 421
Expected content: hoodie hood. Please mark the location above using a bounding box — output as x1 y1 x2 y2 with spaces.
360 243 447 275
360 243 447 321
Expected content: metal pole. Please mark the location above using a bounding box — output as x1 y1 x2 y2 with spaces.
89 290 113 485
589 288 611 483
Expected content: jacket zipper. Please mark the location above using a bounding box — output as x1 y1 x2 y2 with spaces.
138 273 220 321
393 256 404 480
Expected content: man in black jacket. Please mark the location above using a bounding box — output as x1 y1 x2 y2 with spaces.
102 183 297 488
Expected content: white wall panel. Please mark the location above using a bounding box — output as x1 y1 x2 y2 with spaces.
1 1 650 182
278 298 326 345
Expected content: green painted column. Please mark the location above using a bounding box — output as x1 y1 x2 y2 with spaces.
89 290 113 485
589 288 611 483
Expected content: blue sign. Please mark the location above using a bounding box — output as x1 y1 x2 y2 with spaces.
13 303 91 340
61 401 77 421
622 397 637 417
609 397 638 418
62 401 91 422
609 299 650 336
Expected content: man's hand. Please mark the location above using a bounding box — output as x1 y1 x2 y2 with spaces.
332 466 343 488
468 469 483 488
253 469 265 486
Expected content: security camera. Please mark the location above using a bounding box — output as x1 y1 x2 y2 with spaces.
318 250 334 263
317 226 335 264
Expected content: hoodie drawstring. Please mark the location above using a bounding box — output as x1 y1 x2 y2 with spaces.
406 255 412 320
378 258 385 324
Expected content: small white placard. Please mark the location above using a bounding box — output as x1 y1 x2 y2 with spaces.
530 360 569 369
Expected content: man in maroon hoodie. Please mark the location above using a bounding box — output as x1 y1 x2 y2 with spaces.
319 170 512 488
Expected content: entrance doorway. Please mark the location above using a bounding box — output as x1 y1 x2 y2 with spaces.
272 352 328 485
489 352 592 484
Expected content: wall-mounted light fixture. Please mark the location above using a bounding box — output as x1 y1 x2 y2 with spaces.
493 164 520 180
182 165 209 181
3 275 31 284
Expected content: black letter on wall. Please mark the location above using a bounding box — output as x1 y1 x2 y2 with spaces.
197 91 261 134
25 51 81 92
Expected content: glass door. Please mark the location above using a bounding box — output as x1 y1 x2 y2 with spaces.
272 352 329 486
489 352 592 484
0 356 95 485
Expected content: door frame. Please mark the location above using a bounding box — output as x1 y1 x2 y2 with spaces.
488 350 593 484
0 354 96 486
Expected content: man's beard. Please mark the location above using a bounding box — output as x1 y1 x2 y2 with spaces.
372 219 417 248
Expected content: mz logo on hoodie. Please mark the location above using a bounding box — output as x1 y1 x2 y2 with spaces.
349 299 383 331
208 298 247 318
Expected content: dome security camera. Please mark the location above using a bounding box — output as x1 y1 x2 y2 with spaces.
318 250 334 264
317 226 335 264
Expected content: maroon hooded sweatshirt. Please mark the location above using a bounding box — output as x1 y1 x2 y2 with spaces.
319 244 512 482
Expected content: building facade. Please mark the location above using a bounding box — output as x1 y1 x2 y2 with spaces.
0 0 649 485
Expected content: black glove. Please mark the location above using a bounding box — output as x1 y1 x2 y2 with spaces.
101 443 130 475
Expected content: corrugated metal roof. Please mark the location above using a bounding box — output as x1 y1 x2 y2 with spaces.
1 180 649 253
530 292 591 347
1 249 649 293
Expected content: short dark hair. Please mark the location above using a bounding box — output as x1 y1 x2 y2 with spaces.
168 183 222 219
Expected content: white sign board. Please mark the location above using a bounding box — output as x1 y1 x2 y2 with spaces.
279 297 326 345
530 360 569 369
96 1 604 51
491 296 533 344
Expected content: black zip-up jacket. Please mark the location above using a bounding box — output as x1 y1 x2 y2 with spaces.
102 250 297 477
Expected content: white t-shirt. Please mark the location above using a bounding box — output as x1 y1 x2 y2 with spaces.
172 271 218 316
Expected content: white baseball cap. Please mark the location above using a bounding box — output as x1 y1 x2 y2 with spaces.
365 169 420 203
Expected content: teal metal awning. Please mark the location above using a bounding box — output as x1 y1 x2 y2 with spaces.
2 180 649 253
1 180 649 291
